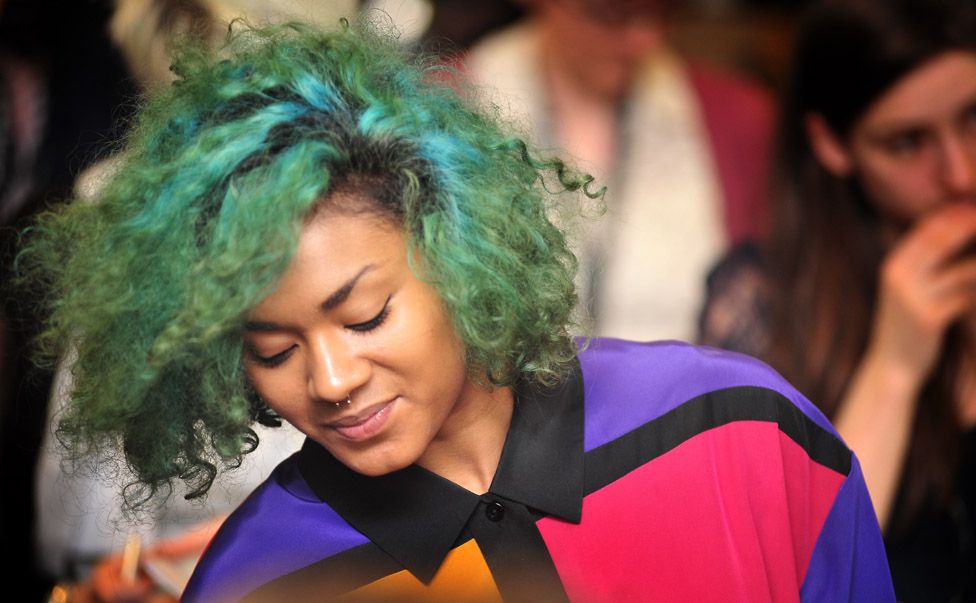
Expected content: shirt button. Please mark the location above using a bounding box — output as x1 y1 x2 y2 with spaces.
485 501 505 522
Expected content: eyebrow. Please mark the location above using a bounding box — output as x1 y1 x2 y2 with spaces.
322 265 375 310
244 264 375 332
866 94 976 140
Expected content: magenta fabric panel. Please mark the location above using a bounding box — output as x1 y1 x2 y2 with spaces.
536 421 845 601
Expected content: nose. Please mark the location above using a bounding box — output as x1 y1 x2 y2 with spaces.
306 331 370 404
940 135 976 198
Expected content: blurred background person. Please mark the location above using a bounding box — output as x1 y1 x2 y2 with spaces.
1 1 138 598
465 0 774 341
699 0 976 599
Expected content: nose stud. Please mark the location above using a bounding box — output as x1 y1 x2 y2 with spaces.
331 395 352 408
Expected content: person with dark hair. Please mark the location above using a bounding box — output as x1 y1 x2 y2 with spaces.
21 20 893 601
700 0 976 599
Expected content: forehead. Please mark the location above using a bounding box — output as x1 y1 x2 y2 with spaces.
301 206 404 262
248 208 408 317
310 186 402 226
857 51 976 132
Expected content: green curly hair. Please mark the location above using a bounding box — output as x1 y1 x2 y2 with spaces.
18 20 600 504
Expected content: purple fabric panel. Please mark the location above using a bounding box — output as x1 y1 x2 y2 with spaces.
182 456 369 603
578 338 838 452
799 456 895 601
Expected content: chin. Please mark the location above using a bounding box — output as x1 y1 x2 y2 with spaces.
331 444 416 477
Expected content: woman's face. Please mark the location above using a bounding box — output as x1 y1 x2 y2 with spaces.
538 0 664 102
845 51 976 224
242 195 479 477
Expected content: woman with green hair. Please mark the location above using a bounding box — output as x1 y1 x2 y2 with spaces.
22 21 893 601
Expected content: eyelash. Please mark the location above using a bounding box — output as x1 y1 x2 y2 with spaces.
247 297 392 367
249 345 295 368
347 296 392 333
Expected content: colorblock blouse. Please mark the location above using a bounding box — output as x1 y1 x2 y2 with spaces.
184 339 894 602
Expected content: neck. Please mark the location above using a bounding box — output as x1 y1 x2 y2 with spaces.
416 382 515 494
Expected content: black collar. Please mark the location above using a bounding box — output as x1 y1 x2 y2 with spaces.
296 361 584 583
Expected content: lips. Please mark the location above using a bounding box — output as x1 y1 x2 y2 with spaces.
327 399 396 441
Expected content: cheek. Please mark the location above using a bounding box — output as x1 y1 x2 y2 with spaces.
246 364 305 420
402 301 467 396
856 157 941 222
406 326 463 388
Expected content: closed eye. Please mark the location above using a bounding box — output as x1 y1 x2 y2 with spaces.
347 296 392 333
248 344 296 368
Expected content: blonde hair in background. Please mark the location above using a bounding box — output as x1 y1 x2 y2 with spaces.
109 0 358 90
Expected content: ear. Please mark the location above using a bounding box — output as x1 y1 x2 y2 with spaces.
805 113 853 177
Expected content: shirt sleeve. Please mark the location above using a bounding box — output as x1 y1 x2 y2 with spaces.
800 454 895 601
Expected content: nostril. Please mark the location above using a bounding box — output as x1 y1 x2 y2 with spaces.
306 337 372 404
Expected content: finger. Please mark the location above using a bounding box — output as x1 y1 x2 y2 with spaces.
151 534 209 558
900 204 976 271
91 554 154 603
931 256 976 299
931 290 976 329
92 574 154 603
926 276 976 327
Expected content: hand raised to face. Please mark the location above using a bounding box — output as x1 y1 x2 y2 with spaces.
868 203 976 385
